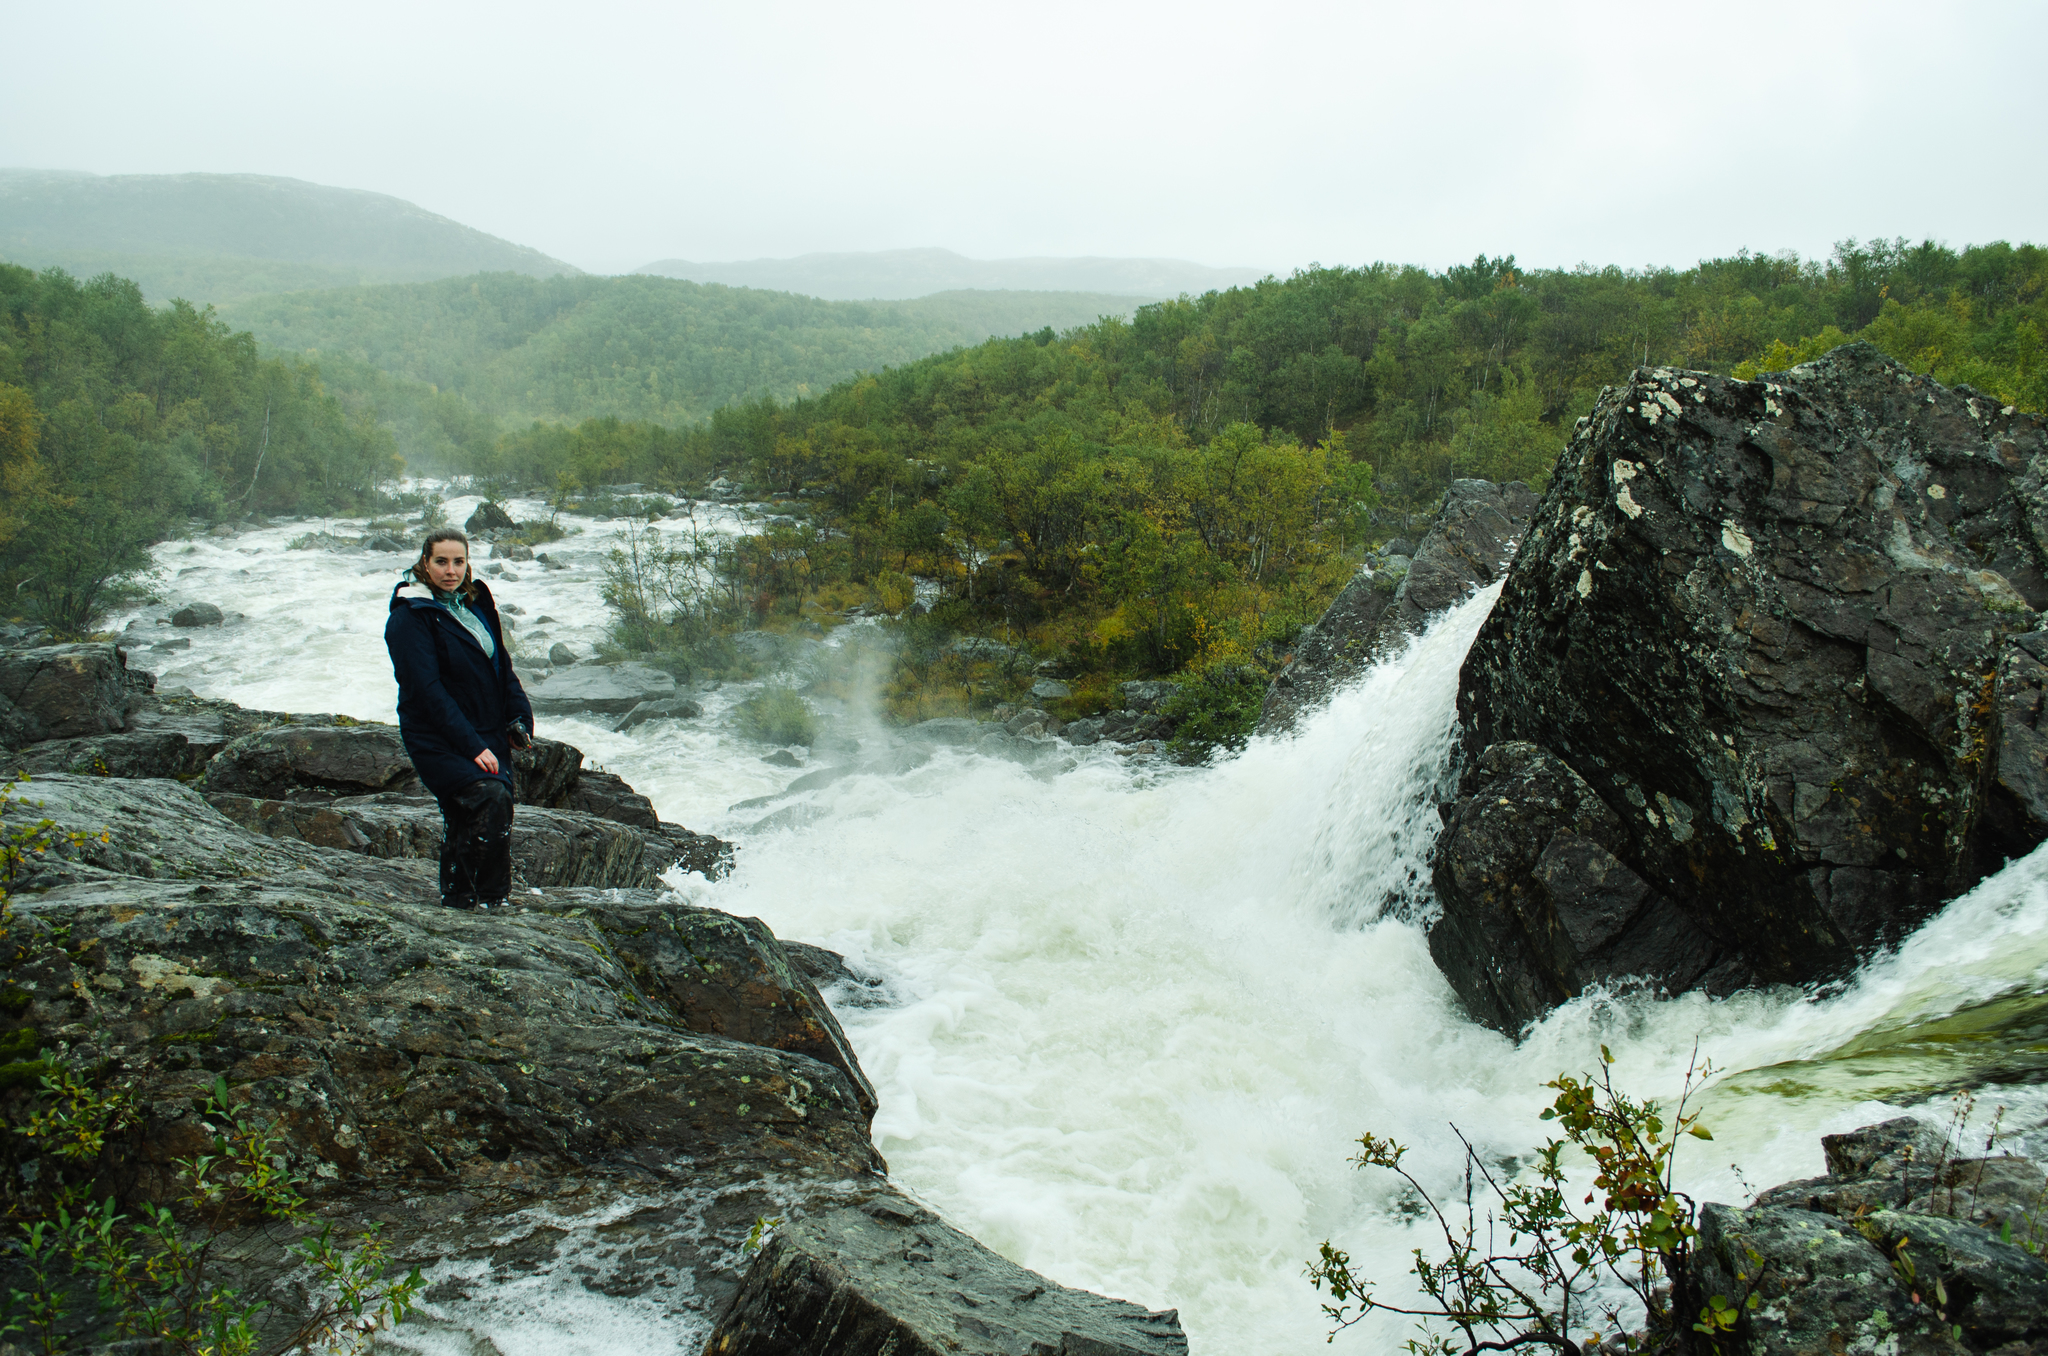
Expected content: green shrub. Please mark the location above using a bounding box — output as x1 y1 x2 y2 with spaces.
1163 667 1267 763
734 685 817 746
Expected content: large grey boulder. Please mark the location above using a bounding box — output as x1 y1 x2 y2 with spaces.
170 602 224 627
1260 479 1537 732
1434 345 2048 1030
200 723 424 800
0 773 407 892
528 662 677 714
0 642 131 742
705 1195 1187 1356
206 791 668 890
1425 742 1731 1031
4 883 884 1330
465 500 516 533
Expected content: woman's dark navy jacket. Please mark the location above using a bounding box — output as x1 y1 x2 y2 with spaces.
384 578 534 799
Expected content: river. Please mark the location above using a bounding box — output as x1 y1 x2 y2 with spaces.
112 490 2048 1354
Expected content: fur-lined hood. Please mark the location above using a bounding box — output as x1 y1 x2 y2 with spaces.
390 578 496 611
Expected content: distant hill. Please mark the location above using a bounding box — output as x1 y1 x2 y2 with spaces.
217 273 1156 467
0 169 579 302
633 246 1263 300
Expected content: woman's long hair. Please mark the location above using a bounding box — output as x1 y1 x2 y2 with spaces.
411 527 479 602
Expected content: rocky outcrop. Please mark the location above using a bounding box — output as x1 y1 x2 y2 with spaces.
201 723 426 800
706 1195 1187 1356
1432 345 2048 1031
1260 479 1538 732
0 642 132 742
528 662 679 714
0 653 1185 1350
1692 1117 2048 1354
205 791 674 891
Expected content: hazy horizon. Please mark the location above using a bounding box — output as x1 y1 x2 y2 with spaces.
3 0 2043 279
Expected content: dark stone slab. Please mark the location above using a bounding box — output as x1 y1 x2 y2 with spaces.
704 1195 1187 1356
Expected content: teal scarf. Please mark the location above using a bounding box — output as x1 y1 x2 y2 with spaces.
432 584 495 659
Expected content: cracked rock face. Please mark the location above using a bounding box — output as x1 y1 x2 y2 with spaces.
1434 343 2048 1031
1259 479 1537 733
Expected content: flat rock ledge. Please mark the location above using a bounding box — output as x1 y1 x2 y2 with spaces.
709 1195 1187 1356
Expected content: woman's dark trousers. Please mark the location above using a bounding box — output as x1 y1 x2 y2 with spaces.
437 778 513 907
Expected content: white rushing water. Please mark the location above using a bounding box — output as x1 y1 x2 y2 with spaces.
114 493 2048 1353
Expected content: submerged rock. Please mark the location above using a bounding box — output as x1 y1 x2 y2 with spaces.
1434 345 2048 1031
1260 479 1537 733
705 1195 1188 1356
617 695 704 729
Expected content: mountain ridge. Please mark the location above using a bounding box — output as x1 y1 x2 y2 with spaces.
633 245 1264 300
0 169 580 302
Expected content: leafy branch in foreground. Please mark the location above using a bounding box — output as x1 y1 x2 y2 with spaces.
1308 1046 1760 1354
9 1066 424 1355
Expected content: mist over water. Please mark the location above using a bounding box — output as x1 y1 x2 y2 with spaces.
117 494 2048 1353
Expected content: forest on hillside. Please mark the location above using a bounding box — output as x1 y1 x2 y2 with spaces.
218 273 1153 462
471 238 2048 707
0 264 397 631
4 238 2043 742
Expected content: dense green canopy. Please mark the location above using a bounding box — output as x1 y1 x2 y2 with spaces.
0 263 395 632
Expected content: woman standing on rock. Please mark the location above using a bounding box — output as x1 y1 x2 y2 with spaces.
386 528 534 910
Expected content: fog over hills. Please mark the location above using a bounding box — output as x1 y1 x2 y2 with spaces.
0 169 580 302
634 246 1264 300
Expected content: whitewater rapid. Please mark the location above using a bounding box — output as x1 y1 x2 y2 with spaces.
113 492 2048 1354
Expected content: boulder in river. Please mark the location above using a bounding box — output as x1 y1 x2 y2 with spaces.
617 695 704 729
1260 479 1538 733
465 500 517 533
1433 344 2048 1031
171 602 224 627
528 662 678 714
548 642 580 667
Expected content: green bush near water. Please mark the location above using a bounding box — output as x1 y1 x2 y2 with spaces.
734 685 817 746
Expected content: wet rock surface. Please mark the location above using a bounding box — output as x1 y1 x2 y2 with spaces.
0 642 133 741
1434 345 2048 1031
705 1195 1188 1356
529 662 679 714
1693 1117 2048 1354
1260 478 1537 733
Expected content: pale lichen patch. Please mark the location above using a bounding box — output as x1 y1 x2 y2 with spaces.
1721 519 1754 558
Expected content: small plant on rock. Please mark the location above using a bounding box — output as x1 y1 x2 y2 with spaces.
1308 1046 1742 1354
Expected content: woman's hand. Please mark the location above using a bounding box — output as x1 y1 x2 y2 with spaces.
474 748 501 774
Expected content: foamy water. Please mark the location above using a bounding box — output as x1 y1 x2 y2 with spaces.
112 493 2048 1353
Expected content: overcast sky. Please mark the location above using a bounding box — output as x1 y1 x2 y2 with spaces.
4 0 2041 277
